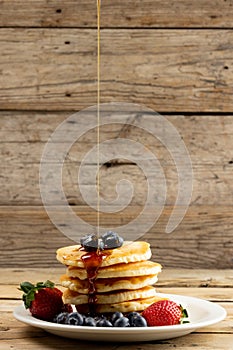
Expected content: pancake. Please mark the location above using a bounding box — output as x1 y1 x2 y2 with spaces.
60 274 159 294
57 239 163 315
67 260 162 280
56 241 151 268
75 296 167 314
62 286 157 305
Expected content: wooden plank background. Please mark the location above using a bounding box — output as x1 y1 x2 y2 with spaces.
1 0 233 28
1 0 233 268
0 28 232 112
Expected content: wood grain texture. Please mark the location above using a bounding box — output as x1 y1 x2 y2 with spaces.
1 113 233 206
2 160 233 206
2 112 233 164
0 29 233 112
0 206 233 269
1 333 232 350
0 269 232 350
0 0 233 28
1 1 233 271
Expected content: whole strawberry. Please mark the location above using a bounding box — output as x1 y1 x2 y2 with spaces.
20 280 66 321
142 300 189 327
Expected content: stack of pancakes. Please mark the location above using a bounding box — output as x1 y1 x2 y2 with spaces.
56 241 164 314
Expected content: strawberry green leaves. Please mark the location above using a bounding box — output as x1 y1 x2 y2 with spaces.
19 280 55 309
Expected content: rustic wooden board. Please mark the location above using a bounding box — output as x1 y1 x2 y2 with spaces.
1 112 233 165
1 334 232 350
1 0 233 277
2 112 233 165
1 112 233 205
1 162 232 206
0 0 233 28
0 206 233 268
0 29 233 112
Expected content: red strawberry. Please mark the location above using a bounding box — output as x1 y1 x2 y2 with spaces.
19 280 70 321
142 300 189 327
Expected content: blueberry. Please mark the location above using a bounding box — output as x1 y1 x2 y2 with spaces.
80 234 101 251
127 311 140 323
84 316 96 327
54 312 69 324
113 316 130 327
66 312 84 326
96 317 112 327
101 231 124 249
128 312 147 327
111 311 124 324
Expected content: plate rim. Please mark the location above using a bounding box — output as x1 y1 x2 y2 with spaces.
13 292 227 335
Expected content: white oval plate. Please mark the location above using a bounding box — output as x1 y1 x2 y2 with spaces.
13 293 226 342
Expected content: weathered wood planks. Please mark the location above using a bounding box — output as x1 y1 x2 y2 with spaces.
1 206 233 268
0 29 233 112
1 334 233 350
1 1 233 269
2 112 233 164
2 160 233 206
0 0 233 28
1 113 233 206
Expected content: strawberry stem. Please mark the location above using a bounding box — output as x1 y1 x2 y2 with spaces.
19 280 55 309
180 304 190 324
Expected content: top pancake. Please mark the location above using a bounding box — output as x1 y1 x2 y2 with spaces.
56 241 151 268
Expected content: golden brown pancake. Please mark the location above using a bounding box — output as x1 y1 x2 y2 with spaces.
56 241 151 268
74 296 167 314
66 260 162 280
60 274 159 293
62 286 157 305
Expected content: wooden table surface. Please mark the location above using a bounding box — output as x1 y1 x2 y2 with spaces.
1 2 233 348
1 268 232 350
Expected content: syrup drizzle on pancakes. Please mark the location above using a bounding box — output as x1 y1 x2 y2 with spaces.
80 248 109 314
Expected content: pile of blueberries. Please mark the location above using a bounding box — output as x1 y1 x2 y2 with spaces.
54 311 147 327
80 231 124 251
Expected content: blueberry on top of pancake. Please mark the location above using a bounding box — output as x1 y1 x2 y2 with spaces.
80 231 124 252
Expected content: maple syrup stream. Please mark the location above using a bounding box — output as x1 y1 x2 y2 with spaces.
97 0 101 235
80 0 104 315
